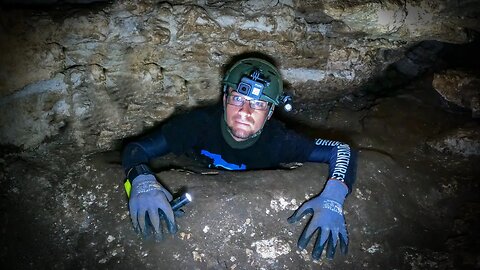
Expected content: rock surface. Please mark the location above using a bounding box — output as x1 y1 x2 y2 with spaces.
427 125 480 157
432 69 480 117
0 0 479 151
0 2 479 267
1 78 479 269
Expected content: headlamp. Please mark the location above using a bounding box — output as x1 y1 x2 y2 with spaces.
281 94 293 112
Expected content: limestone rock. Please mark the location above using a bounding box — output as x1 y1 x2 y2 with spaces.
432 69 480 117
426 126 480 157
0 0 479 151
0 74 69 148
320 0 479 43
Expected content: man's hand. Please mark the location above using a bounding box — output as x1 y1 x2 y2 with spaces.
288 179 349 260
129 174 177 238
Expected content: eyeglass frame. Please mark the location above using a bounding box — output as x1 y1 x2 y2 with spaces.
225 90 271 111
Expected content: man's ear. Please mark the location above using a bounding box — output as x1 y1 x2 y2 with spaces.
267 106 274 120
223 94 227 107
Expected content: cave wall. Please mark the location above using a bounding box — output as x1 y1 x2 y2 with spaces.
0 0 479 152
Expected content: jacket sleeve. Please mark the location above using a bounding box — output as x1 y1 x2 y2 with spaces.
307 139 357 194
121 129 170 176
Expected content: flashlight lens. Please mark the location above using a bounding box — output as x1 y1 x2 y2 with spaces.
186 193 192 201
284 104 292 112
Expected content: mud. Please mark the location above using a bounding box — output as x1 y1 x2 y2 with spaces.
1 77 479 269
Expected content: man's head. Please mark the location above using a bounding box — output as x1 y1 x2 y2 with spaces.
222 58 283 142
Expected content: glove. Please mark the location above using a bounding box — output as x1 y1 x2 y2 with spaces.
129 174 177 238
288 179 349 260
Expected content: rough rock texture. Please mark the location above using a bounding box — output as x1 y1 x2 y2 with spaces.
432 69 480 117
427 125 480 157
0 0 479 151
1 1 479 269
2 78 479 269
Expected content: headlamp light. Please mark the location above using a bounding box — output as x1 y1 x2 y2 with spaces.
281 94 293 112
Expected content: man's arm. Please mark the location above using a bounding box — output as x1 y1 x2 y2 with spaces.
122 129 170 179
122 106 209 175
121 130 177 238
289 138 357 260
307 139 357 193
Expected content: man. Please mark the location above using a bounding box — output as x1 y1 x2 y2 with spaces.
121 57 356 260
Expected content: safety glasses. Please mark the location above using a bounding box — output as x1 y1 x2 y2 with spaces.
226 92 269 111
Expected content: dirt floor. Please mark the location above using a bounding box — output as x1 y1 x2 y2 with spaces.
1 77 479 269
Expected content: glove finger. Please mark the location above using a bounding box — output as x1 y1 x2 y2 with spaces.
297 222 318 250
339 232 349 255
318 227 331 247
312 229 329 260
154 220 164 242
144 213 155 237
147 207 161 234
326 232 337 259
340 227 348 244
129 203 139 231
138 210 147 234
160 207 177 234
288 205 312 224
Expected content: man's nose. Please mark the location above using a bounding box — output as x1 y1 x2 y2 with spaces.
238 100 253 114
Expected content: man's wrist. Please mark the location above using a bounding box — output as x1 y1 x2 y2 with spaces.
328 178 349 192
126 164 153 181
322 179 348 204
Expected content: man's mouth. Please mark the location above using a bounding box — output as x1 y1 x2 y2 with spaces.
235 120 251 127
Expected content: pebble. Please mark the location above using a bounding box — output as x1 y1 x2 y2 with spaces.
107 235 115 243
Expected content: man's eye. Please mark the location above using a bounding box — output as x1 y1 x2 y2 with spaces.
233 96 243 102
253 101 266 107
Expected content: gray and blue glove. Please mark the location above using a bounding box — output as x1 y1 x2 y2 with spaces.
288 179 349 260
129 174 177 238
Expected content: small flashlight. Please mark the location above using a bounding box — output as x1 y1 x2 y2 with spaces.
281 95 293 112
170 193 192 212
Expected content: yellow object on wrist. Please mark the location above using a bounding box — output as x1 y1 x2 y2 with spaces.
124 179 132 198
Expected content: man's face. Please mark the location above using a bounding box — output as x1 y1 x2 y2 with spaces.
224 89 272 141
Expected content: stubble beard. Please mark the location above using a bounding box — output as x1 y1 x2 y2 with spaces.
229 127 252 140
228 124 253 141
227 116 256 141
